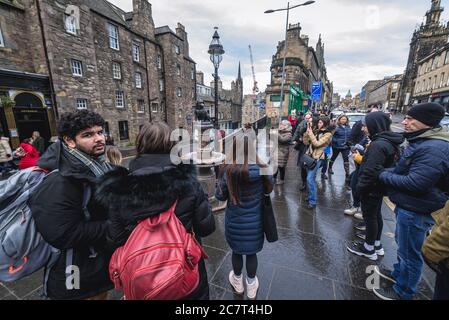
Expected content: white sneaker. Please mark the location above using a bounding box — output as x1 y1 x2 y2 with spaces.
353 212 364 221
246 276 259 300
228 271 244 295
344 207 361 216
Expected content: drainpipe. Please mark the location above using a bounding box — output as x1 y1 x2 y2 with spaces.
143 40 152 122
35 0 59 119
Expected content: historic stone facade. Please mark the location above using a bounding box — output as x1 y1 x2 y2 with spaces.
0 0 196 148
399 0 449 112
196 66 243 131
0 0 53 148
265 23 331 123
367 75 403 111
360 80 383 110
413 42 449 112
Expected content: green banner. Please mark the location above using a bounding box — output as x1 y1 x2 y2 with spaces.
288 85 308 115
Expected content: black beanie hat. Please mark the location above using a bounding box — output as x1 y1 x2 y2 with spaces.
407 103 445 127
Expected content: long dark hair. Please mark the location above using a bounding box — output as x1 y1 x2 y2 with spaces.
220 135 266 205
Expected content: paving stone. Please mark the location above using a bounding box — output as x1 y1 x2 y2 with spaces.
268 267 335 300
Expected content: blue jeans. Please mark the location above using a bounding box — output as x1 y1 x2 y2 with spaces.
306 160 323 206
392 207 435 300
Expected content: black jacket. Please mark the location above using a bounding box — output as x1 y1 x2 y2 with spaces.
32 136 45 155
356 112 405 197
28 141 114 300
95 154 216 300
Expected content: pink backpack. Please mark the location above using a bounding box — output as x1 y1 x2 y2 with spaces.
109 202 208 300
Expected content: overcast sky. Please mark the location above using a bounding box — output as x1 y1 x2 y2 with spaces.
108 0 449 97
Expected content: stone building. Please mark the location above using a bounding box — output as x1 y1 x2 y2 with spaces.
360 80 383 111
242 93 266 125
341 90 353 109
332 93 341 109
413 42 449 112
367 75 403 111
265 24 331 122
196 67 243 130
0 0 196 148
398 0 449 112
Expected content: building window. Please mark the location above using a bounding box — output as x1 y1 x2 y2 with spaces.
135 72 142 88
433 75 438 89
115 90 125 108
108 23 119 50
174 44 180 55
118 121 129 140
416 82 420 93
159 79 164 92
64 13 77 35
176 64 181 76
0 26 4 47
112 62 121 79
71 59 83 76
390 92 396 100
191 68 195 80
76 99 88 109
441 73 446 88
133 43 140 62
104 121 110 136
160 101 165 113
137 99 145 113
428 78 432 90
151 103 158 113
177 88 182 97
445 51 449 65
157 55 162 69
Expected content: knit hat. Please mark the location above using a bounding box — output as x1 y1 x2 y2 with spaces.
407 103 445 127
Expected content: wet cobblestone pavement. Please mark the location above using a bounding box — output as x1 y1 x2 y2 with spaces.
0 146 436 300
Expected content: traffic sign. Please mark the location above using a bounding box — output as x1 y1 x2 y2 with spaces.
312 82 322 102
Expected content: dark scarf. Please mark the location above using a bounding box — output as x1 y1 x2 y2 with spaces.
403 128 433 141
62 142 112 177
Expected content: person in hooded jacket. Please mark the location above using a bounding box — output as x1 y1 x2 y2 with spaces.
95 121 215 300
347 112 404 262
374 103 449 300
29 110 114 300
293 113 313 191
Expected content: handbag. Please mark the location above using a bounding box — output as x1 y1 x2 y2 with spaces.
262 194 278 243
299 153 317 170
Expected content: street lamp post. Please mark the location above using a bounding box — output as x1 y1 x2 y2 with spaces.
265 1 315 126
208 27 225 129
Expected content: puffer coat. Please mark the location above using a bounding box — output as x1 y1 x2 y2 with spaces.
278 129 292 167
215 165 273 255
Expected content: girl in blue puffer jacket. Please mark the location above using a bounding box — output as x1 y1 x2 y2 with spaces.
216 134 274 300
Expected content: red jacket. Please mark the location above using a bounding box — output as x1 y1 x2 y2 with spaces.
18 143 39 170
288 115 298 126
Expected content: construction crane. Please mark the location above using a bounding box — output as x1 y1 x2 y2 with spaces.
248 45 259 95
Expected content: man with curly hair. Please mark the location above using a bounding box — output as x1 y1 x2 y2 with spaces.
29 110 114 300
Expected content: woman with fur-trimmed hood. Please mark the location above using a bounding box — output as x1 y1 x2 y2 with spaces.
95 121 216 300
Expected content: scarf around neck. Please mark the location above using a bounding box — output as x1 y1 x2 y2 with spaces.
62 142 112 177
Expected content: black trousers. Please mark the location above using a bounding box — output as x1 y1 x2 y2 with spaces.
330 147 350 164
232 253 258 279
274 167 286 181
361 195 384 245
434 266 449 300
